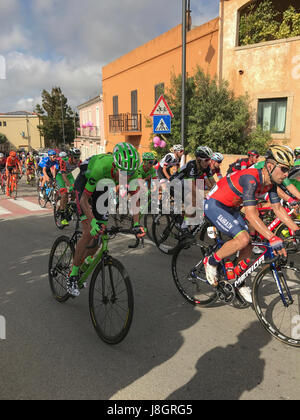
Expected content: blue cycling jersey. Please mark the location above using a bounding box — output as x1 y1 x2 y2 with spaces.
38 157 59 170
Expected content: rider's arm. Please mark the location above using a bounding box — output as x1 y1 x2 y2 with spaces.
286 184 300 201
244 205 276 241
271 202 299 232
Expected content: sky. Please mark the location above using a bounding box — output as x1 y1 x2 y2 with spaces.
0 0 219 112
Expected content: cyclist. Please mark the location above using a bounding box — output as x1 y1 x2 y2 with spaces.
5 151 22 197
204 145 300 303
67 142 146 297
227 150 260 175
56 148 81 226
170 145 214 230
294 147 300 160
208 152 224 183
157 144 184 183
137 152 158 188
0 153 7 190
38 150 59 195
25 152 38 183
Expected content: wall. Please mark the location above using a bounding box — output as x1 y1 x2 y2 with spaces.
0 115 44 151
221 0 300 149
102 18 219 153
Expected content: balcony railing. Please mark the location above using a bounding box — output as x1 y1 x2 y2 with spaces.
78 126 101 138
109 113 141 133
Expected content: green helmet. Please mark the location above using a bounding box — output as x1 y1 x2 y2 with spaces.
113 142 140 172
142 152 155 161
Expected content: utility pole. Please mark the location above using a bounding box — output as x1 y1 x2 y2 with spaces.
26 114 31 151
181 0 188 163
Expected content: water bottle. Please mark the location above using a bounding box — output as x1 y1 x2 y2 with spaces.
225 260 235 281
234 258 251 277
80 256 94 273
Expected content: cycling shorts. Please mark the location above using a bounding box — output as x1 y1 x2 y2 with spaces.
204 198 249 238
74 171 109 224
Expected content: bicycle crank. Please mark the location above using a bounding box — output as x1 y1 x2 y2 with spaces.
217 281 236 304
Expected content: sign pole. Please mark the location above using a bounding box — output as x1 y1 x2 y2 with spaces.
181 0 187 162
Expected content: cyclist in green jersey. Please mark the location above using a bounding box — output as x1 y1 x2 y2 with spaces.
67 142 146 296
137 152 158 188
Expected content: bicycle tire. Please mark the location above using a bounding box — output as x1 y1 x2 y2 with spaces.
89 257 134 344
152 213 181 255
48 236 74 303
53 195 65 230
253 263 300 347
172 240 218 306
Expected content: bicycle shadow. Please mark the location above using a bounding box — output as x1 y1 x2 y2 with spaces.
166 320 271 400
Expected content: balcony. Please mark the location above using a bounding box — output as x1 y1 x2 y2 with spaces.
77 126 101 138
109 113 142 135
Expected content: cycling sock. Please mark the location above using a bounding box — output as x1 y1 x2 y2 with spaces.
208 253 221 267
70 265 79 277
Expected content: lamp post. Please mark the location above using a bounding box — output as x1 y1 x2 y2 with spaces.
181 0 187 153
60 95 66 147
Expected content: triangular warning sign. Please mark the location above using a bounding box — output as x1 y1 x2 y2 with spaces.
155 118 169 132
150 95 174 117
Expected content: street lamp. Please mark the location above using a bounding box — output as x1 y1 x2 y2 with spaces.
60 95 66 147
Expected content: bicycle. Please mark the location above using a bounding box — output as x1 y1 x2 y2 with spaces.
38 179 59 208
7 169 20 199
48 219 142 344
53 191 79 230
0 170 6 195
172 222 300 347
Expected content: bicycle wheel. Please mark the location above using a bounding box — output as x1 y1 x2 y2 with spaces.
89 256 134 344
53 195 65 230
253 263 300 347
172 240 218 306
49 236 74 303
152 213 181 255
11 176 17 200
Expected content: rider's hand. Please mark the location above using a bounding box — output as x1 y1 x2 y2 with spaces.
90 218 101 237
133 223 146 239
269 235 286 257
68 185 74 193
287 197 298 208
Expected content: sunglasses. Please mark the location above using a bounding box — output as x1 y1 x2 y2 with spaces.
144 160 155 165
277 165 290 174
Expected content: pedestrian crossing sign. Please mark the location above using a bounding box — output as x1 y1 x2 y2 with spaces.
153 115 171 134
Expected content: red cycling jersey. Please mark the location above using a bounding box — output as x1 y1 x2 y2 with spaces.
208 168 280 208
6 156 21 169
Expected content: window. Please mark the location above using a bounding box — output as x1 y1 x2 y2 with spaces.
154 83 165 103
131 90 137 115
257 98 287 133
3 121 6 127
113 96 119 116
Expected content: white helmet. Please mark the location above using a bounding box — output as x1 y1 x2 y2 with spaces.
59 151 68 158
173 144 184 152
0 153 4 158
211 152 224 163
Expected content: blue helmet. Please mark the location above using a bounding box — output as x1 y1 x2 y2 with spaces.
48 150 57 156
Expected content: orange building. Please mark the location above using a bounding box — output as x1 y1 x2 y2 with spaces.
102 18 219 153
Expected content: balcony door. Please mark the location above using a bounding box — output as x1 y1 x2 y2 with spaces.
131 90 138 130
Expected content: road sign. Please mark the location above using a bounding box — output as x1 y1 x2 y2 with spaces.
153 115 171 134
150 95 174 118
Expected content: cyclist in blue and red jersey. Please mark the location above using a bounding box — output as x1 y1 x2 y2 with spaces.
227 150 260 175
204 145 300 303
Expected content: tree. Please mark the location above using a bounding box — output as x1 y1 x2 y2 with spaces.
0 133 8 145
239 1 300 46
34 87 79 148
150 67 271 159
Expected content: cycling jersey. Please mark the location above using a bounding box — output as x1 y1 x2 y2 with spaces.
6 156 21 169
227 157 251 175
136 164 157 181
59 157 81 175
158 153 181 180
26 158 36 167
0 157 6 170
208 163 222 180
74 154 139 222
38 157 59 171
207 168 280 208
170 160 212 181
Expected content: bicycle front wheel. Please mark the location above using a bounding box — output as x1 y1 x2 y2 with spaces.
89 257 134 344
152 214 180 255
172 240 218 306
49 236 74 302
253 263 300 347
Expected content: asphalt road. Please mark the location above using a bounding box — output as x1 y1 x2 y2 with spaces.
0 213 299 400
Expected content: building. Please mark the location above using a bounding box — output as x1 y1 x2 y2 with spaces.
102 18 219 153
74 95 105 160
102 0 300 156
0 111 44 153
220 0 300 148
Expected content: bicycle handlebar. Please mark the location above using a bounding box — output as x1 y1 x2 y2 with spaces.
86 226 143 250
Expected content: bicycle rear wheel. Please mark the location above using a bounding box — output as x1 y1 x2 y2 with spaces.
89 256 134 344
152 214 181 255
53 195 65 230
253 263 300 347
49 236 74 303
172 240 218 306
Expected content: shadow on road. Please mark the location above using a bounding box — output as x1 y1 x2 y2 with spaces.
166 320 272 400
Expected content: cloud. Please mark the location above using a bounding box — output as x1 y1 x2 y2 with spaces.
0 0 219 111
